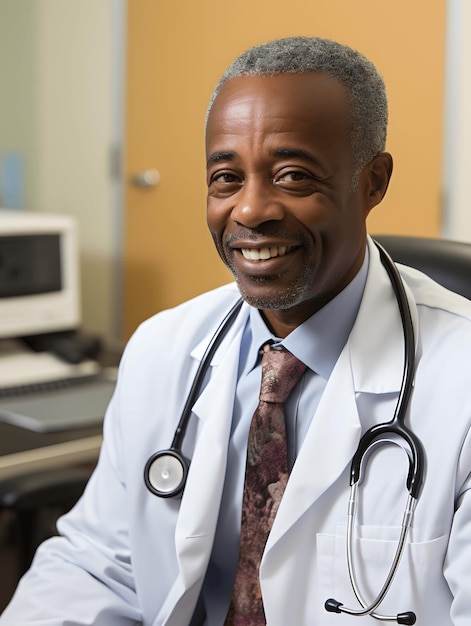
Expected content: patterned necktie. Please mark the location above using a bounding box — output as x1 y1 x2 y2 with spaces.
225 343 307 626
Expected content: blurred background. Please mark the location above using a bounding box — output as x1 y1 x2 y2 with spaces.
1 0 471 611
0 0 469 343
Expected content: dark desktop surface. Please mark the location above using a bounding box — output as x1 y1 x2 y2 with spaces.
0 375 116 463
0 341 122 480
0 421 103 456
0 376 116 435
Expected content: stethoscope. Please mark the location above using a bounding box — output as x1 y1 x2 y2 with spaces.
143 241 425 625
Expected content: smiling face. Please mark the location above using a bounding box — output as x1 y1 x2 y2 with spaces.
206 73 392 337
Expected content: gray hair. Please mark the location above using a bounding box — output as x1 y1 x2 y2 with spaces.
207 36 388 174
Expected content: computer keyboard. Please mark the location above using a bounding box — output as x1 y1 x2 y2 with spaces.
0 372 106 399
0 340 101 392
0 341 118 432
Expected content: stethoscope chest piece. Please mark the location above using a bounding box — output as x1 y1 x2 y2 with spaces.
144 449 188 498
143 298 243 500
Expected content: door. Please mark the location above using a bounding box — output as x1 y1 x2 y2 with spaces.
124 0 446 339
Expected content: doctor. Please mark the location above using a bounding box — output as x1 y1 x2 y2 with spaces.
3 36 471 625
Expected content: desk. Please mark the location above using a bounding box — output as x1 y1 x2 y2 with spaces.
0 333 122 478
0 353 120 610
0 366 119 481
0 422 103 481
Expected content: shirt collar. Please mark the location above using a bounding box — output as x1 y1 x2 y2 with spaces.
245 247 369 379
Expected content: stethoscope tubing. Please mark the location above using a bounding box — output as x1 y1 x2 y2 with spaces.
144 297 243 497
342 489 417 623
350 243 424 497
326 242 424 624
170 298 244 451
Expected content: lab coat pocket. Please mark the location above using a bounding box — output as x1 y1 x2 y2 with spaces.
317 525 450 623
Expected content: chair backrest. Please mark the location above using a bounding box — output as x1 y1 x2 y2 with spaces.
373 235 471 301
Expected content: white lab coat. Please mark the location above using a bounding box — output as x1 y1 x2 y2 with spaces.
3 238 471 625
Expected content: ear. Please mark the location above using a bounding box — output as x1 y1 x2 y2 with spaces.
361 151 393 213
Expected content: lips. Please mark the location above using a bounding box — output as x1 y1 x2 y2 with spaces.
240 245 292 261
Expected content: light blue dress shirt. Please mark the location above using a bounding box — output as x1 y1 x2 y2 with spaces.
202 251 369 624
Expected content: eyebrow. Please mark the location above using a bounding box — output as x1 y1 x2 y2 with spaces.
275 147 320 164
275 147 328 176
206 151 236 168
206 147 328 175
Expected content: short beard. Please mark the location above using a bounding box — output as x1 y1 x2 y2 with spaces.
231 261 313 312
219 227 315 311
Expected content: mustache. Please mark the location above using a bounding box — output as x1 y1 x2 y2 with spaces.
224 224 306 245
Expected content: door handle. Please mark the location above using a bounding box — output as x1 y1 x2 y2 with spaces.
132 169 160 188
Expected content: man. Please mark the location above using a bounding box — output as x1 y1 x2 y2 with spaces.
2 36 471 625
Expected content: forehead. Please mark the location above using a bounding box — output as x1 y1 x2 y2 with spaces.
206 73 352 151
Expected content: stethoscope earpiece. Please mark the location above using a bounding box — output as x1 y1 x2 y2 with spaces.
144 449 189 498
325 601 416 625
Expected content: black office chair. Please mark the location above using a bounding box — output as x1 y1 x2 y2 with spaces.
373 235 471 300
0 466 92 575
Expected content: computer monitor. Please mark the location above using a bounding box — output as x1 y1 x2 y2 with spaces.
0 210 80 339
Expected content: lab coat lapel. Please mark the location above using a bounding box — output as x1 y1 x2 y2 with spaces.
154 301 249 626
264 339 361 552
349 238 418 394
264 238 418 552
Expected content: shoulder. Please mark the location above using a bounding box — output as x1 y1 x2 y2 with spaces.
122 282 242 359
399 264 471 364
399 263 471 323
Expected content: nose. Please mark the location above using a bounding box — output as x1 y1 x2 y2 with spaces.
231 178 285 228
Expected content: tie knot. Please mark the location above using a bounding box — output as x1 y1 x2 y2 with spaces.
259 344 307 404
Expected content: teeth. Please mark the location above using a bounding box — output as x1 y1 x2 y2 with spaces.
241 246 288 261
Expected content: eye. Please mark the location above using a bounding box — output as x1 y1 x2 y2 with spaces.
277 170 310 182
274 168 315 192
211 172 240 184
207 170 243 197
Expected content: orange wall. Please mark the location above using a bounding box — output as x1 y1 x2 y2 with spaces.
125 0 446 336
